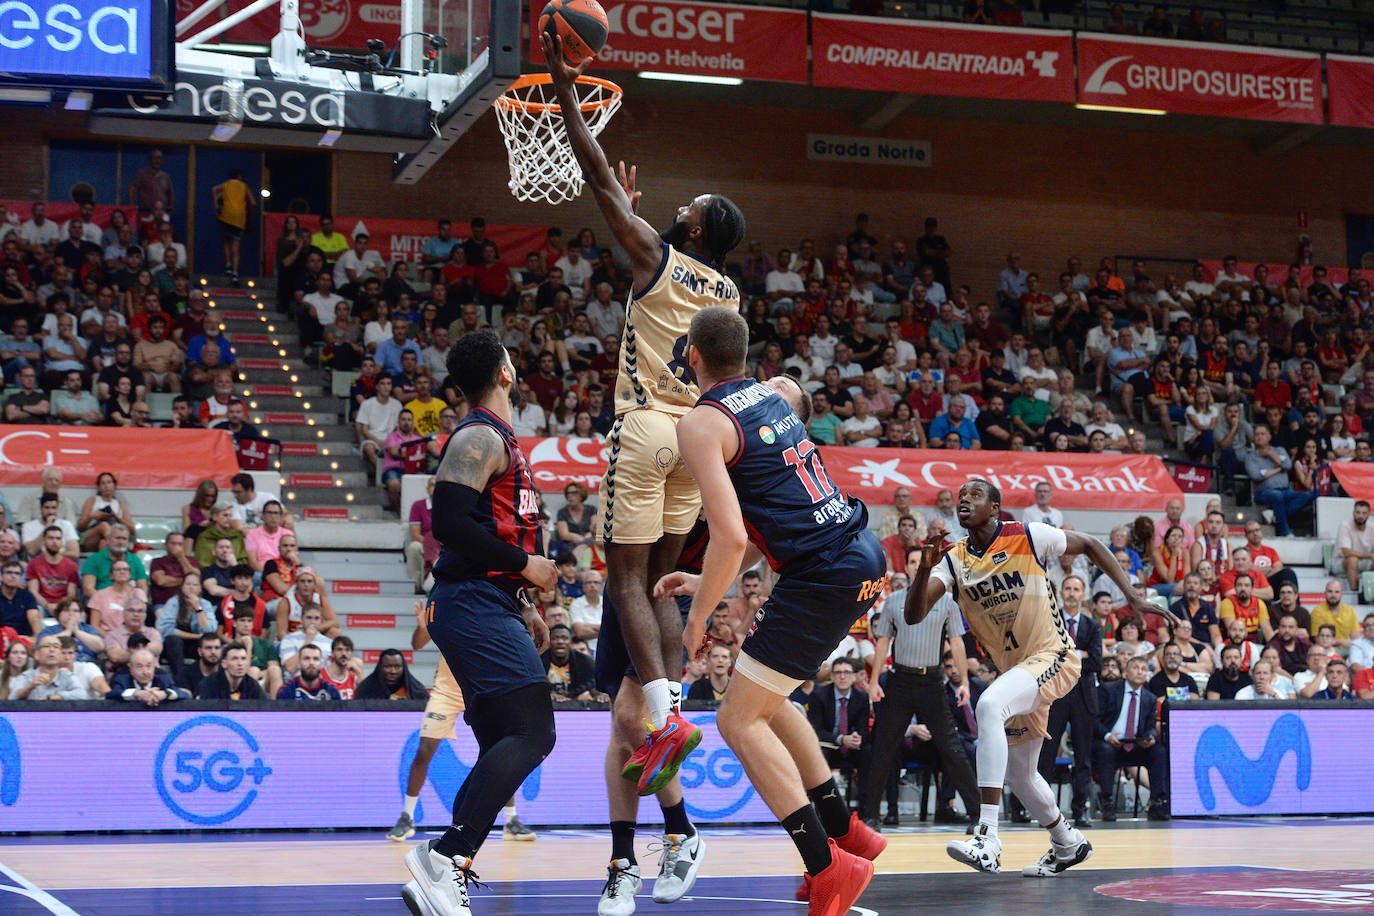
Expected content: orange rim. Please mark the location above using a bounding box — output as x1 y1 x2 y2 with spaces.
494 72 623 115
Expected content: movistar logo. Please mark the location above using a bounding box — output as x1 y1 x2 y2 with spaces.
0 716 18 806
1083 54 1132 95
1193 713 1311 811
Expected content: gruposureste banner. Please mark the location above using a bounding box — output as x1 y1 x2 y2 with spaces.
521 438 1182 509
1076 34 1321 124
810 14 1074 103
260 214 547 277
529 0 808 84
1327 54 1374 130
0 427 241 489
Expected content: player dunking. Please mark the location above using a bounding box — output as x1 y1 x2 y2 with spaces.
655 308 887 916
906 479 1166 877
593 376 809 916
402 330 558 916
545 34 747 796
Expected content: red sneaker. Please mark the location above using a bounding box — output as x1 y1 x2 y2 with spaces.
797 814 886 901
635 714 703 796
620 735 651 782
836 813 887 861
806 840 874 916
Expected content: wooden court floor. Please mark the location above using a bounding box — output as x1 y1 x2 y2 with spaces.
2 820 1372 915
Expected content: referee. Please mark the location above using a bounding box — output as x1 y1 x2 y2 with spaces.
862 545 980 829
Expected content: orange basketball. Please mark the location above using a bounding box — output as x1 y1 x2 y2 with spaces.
539 0 609 66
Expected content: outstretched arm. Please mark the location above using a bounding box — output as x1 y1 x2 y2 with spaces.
904 538 949 625
543 32 662 284
1063 530 1169 625
675 407 747 658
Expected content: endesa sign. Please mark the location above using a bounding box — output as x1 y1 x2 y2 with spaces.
0 0 173 90
1327 55 1374 130
521 438 1180 510
811 15 1073 103
1076 34 1320 124
261 213 547 277
0 426 240 489
529 0 807 84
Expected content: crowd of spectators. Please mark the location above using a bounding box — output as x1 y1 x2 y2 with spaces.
0 466 430 704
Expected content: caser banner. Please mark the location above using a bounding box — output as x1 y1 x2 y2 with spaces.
261 213 548 276
810 15 1074 103
0 427 240 488
1076 34 1320 124
520 438 1181 509
1327 54 1374 130
529 0 807 84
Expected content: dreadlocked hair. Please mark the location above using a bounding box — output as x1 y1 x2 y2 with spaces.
699 195 746 269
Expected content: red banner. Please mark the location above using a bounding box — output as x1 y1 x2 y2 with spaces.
0 427 241 489
811 15 1073 103
179 0 401 51
1331 464 1374 502
520 437 1180 509
1197 260 1348 289
1328 55 1374 130
1076 35 1320 124
261 214 547 277
529 0 807 84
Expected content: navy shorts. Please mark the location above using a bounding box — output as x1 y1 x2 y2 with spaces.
425 578 545 712
594 586 691 700
740 530 887 682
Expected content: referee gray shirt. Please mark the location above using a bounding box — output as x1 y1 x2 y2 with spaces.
876 589 966 668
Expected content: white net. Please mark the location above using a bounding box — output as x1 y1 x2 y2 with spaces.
494 75 623 205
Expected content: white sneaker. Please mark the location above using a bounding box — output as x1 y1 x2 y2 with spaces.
946 824 1002 874
597 858 642 916
404 840 475 916
1021 833 1093 877
651 831 705 903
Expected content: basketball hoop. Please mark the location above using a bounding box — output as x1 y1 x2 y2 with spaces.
494 73 623 205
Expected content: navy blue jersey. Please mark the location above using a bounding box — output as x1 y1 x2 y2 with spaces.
698 376 869 576
431 406 544 594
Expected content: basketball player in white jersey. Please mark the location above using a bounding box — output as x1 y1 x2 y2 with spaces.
907 480 1166 876
545 34 746 798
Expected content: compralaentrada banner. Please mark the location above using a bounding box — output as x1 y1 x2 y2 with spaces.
520 438 1183 510
0 707 774 830
1168 703 1374 817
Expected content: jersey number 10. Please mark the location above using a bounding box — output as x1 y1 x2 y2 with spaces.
782 440 834 505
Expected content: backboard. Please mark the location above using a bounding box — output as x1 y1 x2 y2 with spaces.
82 0 518 179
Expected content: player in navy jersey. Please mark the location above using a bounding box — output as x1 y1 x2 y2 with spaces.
654 308 886 916
593 375 808 916
402 330 559 916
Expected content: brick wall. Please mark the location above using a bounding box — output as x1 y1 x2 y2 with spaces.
334 97 1367 295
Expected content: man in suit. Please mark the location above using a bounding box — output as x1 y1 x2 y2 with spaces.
1094 656 1167 821
1037 575 1101 827
808 656 872 811
105 648 191 706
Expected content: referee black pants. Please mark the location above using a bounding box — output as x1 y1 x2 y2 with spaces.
863 671 979 821
1037 690 1095 814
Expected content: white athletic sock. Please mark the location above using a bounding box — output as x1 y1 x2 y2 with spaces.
643 678 673 731
503 805 517 824
403 795 419 818
979 804 1000 832
1049 819 1077 848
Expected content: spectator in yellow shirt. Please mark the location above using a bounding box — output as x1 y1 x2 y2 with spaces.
1310 580 1360 648
310 214 350 268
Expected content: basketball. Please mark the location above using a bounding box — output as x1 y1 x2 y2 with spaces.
540 0 610 66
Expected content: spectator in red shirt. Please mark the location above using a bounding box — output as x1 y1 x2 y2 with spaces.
527 350 564 412
1218 547 1274 603
25 524 80 617
881 516 921 573
473 241 512 313
441 246 477 302
907 374 944 429
1254 360 1292 411
1240 519 1298 597
197 368 245 425
1019 273 1054 337
965 302 1009 353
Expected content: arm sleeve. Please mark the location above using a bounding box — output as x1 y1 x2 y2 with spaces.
1028 522 1068 565
431 482 531 573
